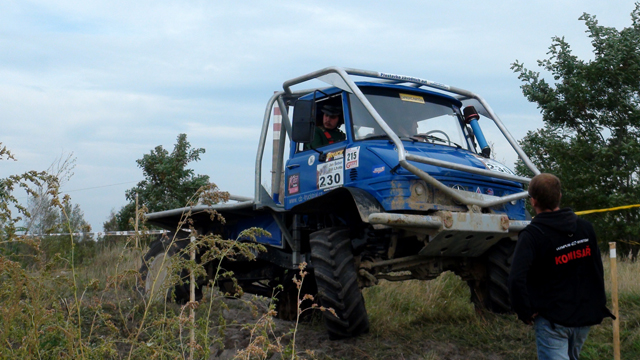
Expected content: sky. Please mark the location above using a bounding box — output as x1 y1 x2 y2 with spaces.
1 0 638 233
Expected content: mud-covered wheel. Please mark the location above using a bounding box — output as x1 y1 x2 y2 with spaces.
468 239 515 313
139 233 192 303
310 227 369 340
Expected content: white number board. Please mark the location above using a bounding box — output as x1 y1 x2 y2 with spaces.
317 159 344 190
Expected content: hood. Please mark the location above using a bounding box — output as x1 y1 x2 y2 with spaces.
531 208 578 234
366 141 520 187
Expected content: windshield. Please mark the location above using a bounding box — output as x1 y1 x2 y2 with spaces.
349 88 472 150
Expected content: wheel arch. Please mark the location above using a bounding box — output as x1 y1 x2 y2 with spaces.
290 187 383 224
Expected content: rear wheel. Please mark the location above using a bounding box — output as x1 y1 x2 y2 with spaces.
468 239 515 313
139 233 193 303
310 227 369 340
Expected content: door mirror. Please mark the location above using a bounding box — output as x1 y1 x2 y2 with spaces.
291 99 316 143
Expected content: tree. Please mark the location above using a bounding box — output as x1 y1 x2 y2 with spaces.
512 4 640 252
0 144 95 265
23 153 76 235
19 153 94 264
1 144 56 239
115 134 210 230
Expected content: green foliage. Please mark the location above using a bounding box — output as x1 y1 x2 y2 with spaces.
6 151 95 267
512 4 640 251
0 143 58 240
115 134 210 230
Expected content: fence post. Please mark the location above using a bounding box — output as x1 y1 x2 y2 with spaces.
609 242 620 360
190 234 196 360
135 193 139 248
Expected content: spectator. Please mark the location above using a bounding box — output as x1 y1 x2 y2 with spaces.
508 173 614 360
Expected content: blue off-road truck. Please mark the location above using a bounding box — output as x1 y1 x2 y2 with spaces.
142 67 538 339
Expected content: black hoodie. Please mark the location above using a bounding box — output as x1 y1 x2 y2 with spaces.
508 208 614 327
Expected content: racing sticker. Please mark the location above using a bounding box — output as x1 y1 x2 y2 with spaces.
317 159 343 190
325 149 344 162
372 165 385 177
287 174 299 195
345 147 360 169
473 155 516 175
308 155 315 166
399 93 425 104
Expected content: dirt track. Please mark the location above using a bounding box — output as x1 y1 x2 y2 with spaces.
207 296 504 360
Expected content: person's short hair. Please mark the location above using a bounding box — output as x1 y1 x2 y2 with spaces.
528 173 562 211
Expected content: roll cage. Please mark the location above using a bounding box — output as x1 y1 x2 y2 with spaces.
255 66 540 210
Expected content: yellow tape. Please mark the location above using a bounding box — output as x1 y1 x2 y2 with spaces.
575 204 640 216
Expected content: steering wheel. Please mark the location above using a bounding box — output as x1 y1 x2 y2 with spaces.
416 130 452 146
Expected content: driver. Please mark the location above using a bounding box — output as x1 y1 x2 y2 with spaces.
306 105 346 149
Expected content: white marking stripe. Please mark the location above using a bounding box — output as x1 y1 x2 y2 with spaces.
21 230 169 237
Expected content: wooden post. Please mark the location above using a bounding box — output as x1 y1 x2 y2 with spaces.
609 242 620 360
135 193 139 248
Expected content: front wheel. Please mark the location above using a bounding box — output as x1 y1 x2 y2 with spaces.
468 239 515 314
310 227 369 340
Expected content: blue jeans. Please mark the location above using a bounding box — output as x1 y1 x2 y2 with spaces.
534 316 590 360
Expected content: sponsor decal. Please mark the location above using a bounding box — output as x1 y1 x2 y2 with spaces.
287 192 321 206
287 174 299 195
399 93 425 104
308 155 315 166
473 155 516 175
345 147 360 169
325 149 344 162
486 188 494 196
379 72 451 90
476 187 482 194
317 160 343 190
372 165 385 177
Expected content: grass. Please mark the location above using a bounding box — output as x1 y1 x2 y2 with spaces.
353 254 640 360
360 273 537 360
1 236 639 360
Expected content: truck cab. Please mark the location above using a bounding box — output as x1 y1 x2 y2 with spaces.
284 82 526 221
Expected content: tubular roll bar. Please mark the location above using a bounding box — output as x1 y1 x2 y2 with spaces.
256 67 540 209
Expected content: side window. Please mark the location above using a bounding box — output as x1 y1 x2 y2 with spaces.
295 94 346 152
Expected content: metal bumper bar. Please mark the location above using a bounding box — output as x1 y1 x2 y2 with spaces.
368 212 529 234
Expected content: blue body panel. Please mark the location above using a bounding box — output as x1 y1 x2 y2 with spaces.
283 83 526 221
230 214 283 247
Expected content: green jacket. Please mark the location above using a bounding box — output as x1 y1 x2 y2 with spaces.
305 126 346 150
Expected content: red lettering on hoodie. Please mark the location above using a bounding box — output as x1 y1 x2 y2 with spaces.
555 246 592 265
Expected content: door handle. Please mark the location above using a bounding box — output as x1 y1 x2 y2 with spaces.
286 164 300 169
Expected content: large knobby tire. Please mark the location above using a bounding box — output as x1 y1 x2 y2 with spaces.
310 227 369 340
468 239 515 314
139 234 191 303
